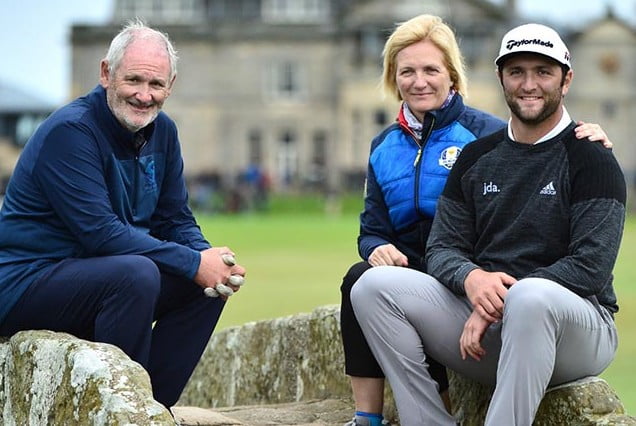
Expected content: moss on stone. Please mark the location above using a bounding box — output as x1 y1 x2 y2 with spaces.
0 330 173 425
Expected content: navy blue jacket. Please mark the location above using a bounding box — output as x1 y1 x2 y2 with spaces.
0 86 209 324
358 94 505 270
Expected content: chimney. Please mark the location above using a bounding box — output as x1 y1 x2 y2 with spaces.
506 0 517 21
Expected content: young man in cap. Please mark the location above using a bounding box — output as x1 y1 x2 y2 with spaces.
350 23 626 425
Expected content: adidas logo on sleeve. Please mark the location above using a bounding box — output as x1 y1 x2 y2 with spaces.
539 181 557 195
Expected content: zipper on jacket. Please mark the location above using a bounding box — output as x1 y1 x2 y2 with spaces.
414 115 435 218
413 116 435 168
131 134 146 217
133 155 139 216
413 148 422 167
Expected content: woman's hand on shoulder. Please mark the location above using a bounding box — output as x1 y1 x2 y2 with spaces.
574 121 612 148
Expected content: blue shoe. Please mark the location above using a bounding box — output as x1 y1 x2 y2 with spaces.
343 415 390 426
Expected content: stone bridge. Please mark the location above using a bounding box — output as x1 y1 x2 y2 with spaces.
1 305 634 425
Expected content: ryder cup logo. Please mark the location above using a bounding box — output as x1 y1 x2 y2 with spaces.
506 38 554 51
439 146 462 170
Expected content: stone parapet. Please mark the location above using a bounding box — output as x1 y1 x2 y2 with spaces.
180 305 636 425
0 330 173 425
450 373 635 426
181 305 350 408
1 307 634 425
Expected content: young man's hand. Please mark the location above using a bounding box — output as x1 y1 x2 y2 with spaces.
464 269 516 322
460 310 492 361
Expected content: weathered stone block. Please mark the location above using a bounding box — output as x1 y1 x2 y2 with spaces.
180 305 352 408
448 365 636 425
0 330 173 425
535 377 634 426
181 305 635 426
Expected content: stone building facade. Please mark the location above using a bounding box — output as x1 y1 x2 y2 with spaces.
70 0 635 196
567 14 636 196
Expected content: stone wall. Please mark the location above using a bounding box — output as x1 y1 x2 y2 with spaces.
181 304 636 425
0 330 173 425
1 307 634 425
180 305 352 409
449 373 636 426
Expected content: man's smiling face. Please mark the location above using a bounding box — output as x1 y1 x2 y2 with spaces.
500 53 571 126
100 37 174 132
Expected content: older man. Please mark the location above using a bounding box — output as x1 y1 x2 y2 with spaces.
0 20 245 408
351 23 626 425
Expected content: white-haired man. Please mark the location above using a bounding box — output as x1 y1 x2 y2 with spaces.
0 20 245 408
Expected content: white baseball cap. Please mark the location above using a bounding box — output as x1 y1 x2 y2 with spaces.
495 23 571 69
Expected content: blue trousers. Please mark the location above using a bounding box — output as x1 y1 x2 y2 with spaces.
0 255 224 408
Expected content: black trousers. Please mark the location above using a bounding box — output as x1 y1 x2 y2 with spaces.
340 261 449 392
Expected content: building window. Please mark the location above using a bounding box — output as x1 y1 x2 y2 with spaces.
16 114 46 147
374 109 388 128
601 101 617 119
248 129 263 165
206 0 225 19
277 130 298 187
453 23 493 67
160 0 199 22
354 28 386 66
117 0 200 23
306 130 327 188
262 0 329 23
206 0 260 20
266 60 305 101
351 109 362 160
312 130 327 167
117 0 136 19
241 0 261 19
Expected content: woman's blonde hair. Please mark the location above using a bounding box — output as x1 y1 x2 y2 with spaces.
381 14 467 101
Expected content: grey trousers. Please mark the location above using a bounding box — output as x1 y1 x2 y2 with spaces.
350 266 618 426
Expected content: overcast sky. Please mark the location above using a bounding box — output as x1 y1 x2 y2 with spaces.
1 0 634 105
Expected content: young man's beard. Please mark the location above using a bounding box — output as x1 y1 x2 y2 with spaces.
505 87 563 126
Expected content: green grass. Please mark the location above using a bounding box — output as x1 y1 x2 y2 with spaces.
599 216 636 413
200 212 360 329
197 209 636 414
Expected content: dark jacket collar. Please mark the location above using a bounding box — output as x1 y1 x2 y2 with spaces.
88 85 155 149
397 93 466 134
